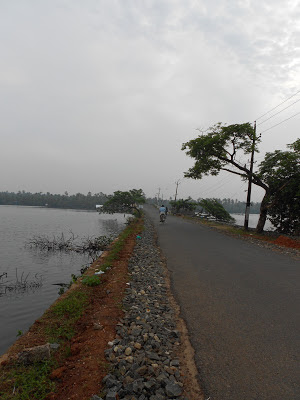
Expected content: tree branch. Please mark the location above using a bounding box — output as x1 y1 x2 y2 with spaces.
219 155 269 191
220 168 245 177
231 139 237 160
251 174 269 191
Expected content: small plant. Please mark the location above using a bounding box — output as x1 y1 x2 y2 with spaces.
58 287 65 295
16 330 23 337
71 274 78 283
82 275 102 287
100 262 112 272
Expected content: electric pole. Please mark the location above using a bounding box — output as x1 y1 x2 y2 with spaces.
244 121 256 230
157 187 161 206
174 180 181 202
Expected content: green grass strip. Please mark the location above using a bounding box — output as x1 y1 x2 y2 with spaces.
0 360 55 400
44 290 89 342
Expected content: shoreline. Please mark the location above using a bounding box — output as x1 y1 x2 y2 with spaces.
0 218 143 399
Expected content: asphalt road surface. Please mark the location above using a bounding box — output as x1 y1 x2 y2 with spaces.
145 205 299 400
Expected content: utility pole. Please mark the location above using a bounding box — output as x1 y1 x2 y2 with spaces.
244 121 256 230
157 187 161 206
174 180 181 202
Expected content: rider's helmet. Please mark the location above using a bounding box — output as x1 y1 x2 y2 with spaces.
162 205 165 207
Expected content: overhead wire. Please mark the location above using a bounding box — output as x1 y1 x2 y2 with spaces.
257 98 300 126
256 89 300 121
198 174 237 197
258 111 300 135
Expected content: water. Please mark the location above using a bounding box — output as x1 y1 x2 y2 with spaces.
230 213 274 230
0 206 127 355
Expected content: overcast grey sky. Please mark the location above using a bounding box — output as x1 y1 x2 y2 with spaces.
1 0 299 202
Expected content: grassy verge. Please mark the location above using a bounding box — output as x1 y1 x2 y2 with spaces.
180 215 300 249
182 215 274 237
0 216 143 400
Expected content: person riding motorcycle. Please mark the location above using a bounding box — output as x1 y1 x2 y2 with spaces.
159 205 167 222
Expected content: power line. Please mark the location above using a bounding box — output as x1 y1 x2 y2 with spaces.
258 111 300 135
256 89 300 121
199 175 235 197
257 98 300 126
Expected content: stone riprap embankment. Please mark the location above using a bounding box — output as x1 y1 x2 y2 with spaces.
97 216 189 400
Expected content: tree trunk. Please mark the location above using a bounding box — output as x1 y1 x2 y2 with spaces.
133 206 141 218
256 191 269 233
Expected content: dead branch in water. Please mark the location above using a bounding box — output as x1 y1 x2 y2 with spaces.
0 269 43 296
26 231 113 260
26 231 77 252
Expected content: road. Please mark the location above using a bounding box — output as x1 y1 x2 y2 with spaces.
145 205 299 400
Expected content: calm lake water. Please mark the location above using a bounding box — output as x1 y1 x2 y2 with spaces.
0 206 127 356
230 213 274 230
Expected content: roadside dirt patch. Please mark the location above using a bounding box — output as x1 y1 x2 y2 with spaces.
274 235 300 249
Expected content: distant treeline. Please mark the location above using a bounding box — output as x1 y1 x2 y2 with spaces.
147 197 261 214
0 192 262 213
214 198 261 214
0 191 108 210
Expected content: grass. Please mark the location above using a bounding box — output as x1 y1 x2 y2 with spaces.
44 289 89 342
100 222 139 266
82 275 102 287
0 360 56 400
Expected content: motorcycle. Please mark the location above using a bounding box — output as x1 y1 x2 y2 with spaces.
160 213 166 223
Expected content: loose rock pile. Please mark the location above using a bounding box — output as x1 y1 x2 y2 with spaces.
97 216 188 400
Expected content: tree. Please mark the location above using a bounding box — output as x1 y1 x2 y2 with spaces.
182 123 270 230
169 197 197 214
198 198 235 222
256 140 300 235
99 189 145 217
182 123 298 232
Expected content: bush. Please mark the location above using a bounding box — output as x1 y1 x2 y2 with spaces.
82 275 102 287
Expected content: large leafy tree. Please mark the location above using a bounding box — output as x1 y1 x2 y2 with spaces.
257 140 300 235
99 189 145 217
182 123 298 232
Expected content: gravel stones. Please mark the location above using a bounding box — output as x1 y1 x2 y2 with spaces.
100 216 187 399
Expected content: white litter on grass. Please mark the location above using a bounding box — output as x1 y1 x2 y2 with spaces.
94 270 105 275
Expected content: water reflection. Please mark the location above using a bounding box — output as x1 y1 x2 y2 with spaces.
100 216 127 235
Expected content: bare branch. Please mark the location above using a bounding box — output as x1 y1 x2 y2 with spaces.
220 168 246 177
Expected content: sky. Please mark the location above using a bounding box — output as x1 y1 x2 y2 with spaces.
1 0 299 202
